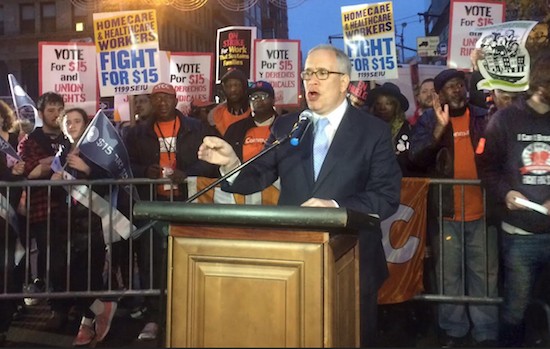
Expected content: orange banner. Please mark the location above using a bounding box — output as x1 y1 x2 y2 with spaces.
378 177 429 304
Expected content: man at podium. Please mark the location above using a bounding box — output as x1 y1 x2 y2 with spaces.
198 44 401 347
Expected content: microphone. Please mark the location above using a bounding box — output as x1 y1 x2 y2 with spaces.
289 110 313 146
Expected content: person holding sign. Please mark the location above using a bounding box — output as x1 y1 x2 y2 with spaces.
480 49 550 347
208 68 251 136
198 44 401 347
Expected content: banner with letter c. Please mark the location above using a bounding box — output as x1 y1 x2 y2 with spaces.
378 177 429 304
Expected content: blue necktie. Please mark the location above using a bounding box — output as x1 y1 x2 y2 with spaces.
313 118 330 180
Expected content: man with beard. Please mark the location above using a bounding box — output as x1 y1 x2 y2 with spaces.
208 68 251 136
409 69 498 347
410 78 435 126
18 92 68 330
224 81 278 162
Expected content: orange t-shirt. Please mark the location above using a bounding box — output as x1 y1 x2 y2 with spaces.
211 103 250 136
242 125 271 162
155 118 180 197
449 109 483 221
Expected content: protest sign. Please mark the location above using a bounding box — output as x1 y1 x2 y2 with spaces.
448 0 505 69
475 20 538 92
254 39 300 107
342 1 398 81
169 52 213 115
39 42 98 116
216 26 256 83
93 9 160 96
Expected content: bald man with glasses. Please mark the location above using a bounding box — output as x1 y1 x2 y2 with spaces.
199 44 401 346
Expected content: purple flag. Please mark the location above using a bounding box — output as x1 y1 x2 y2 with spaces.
7 74 41 131
78 110 133 181
0 136 21 161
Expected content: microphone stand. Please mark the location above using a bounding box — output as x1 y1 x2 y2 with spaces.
186 136 288 203
133 123 301 236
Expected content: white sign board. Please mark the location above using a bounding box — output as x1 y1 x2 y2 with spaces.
448 0 505 69
253 39 300 107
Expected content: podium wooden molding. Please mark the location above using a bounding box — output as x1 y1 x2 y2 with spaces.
133 203 370 348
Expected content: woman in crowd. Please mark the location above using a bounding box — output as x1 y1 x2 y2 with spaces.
50 108 117 346
366 82 423 177
0 100 25 345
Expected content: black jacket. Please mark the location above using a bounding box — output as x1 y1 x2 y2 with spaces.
124 110 219 200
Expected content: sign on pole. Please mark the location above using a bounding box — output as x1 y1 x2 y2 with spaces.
254 39 300 107
93 9 160 96
39 42 98 117
216 26 257 83
169 52 214 115
341 1 398 80
475 20 538 92
448 0 505 69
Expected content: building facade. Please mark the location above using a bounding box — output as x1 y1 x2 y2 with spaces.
0 0 288 99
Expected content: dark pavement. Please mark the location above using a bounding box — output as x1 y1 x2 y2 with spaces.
4 301 163 348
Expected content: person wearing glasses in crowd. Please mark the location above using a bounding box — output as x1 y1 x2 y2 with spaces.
224 81 278 162
198 44 401 347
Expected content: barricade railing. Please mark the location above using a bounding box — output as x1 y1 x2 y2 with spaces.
0 177 173 300
412 178 503 305
0 177 504 307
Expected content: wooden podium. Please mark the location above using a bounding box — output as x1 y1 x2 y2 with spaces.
133 203 374 348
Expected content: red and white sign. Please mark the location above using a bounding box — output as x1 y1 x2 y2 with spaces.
254 39 300 107
169 52 214 115
39 42 98 117
448 0 505 69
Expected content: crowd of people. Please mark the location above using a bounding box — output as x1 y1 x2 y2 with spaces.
0 42 549 348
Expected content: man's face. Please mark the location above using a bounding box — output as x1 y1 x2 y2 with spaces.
417 81 435 109
439 77 467 110
223 78 245 103
134 95 152 119
150 93 177 121
303 49 350 116
492 89 519 110
249 91 274 114
40 102 63 130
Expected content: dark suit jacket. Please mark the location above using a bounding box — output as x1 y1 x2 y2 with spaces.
224 104 402 343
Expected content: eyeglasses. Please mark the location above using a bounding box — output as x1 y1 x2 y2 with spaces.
249 92 270 102
300 69 345 81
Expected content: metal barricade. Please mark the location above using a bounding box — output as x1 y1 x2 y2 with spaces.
1 177 503 307
413 178 503 305
0 177 174 301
